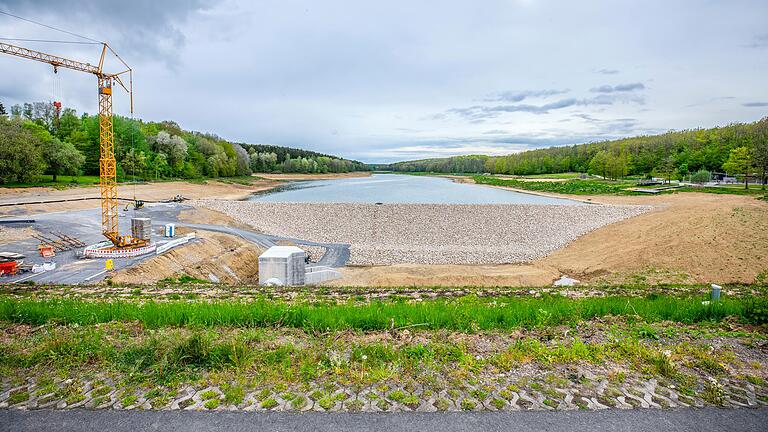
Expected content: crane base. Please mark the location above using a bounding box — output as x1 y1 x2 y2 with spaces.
83 241 157 258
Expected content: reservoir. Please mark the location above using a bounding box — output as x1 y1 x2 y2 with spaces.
249 173 582 205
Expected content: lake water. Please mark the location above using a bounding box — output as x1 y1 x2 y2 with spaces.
249 174 582 205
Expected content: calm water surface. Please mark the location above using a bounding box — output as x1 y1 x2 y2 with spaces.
249 174 581 205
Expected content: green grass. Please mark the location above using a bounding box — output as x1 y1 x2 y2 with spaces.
214 175 264 186
0 294 764 331
1 319 757 406
518 172 583 179
474 175 768 198
0 175 102 188
674 186 767 197
204 398 221 409
8 391 30 405
473 175 636 195
260 397 278 409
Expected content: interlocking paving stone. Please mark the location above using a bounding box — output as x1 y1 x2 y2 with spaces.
1 375 766 413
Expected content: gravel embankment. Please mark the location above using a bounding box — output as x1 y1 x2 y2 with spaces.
195 201 651 265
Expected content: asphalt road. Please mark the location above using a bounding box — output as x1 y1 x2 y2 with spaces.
166 221 350 268
1 408 766 432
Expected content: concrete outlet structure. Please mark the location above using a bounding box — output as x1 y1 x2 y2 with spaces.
258 246 306 286
305 265 342 284
259 246 343 286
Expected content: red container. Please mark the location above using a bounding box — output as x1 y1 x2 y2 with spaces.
0 261 18 276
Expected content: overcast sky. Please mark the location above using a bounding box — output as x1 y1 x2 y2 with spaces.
1 0 767 163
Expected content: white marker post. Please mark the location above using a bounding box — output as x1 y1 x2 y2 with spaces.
711 284 721 301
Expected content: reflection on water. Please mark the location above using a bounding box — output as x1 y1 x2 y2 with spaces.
249 174 582 205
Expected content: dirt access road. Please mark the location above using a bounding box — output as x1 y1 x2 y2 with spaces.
333 190 768 287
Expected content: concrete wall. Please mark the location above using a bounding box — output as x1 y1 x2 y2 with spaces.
305 266 342 285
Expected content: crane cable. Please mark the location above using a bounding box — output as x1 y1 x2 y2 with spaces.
0 37 100 45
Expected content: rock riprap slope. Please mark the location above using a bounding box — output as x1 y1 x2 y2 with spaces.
195 201 651 265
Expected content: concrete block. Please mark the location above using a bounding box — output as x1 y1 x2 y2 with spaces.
259 246 306 286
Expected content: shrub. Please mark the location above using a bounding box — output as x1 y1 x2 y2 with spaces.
690 170 711 184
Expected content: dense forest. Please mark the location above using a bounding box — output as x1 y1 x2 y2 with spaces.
0 101 367 184
385 118 768 186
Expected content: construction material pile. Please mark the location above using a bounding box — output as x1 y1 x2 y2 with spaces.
131 218 152 241
196 201 651 265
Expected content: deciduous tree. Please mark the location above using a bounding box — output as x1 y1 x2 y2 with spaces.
40 138 85 181
722 146 754 189
752 117 768 189
588 150 609 179
0 118 46 183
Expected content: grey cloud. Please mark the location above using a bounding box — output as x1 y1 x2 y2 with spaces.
590 82 645 93
684 96 736 108
446 94 645 120
482 89 569 102
1 0 213 65
595 68 620 75
743 102 768 107
356 123 660 163
572 113 640 134
745 34 768 49
572 113 598 121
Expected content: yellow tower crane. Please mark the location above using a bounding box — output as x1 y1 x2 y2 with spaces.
1 41 147 249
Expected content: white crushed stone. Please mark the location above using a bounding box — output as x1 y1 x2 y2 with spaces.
195 201 652 265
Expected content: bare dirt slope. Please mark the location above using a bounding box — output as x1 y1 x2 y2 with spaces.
330 263 559 287
111 228 262 285
541 192 768 284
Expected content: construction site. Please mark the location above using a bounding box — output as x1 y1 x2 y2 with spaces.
0 6 767 432
0 21 765 289
0 34 349 287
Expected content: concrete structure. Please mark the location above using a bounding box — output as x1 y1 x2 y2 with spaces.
83 241 157 258
305 265 341 285
258 246 306 286
156 233 196 254
131 218 152 241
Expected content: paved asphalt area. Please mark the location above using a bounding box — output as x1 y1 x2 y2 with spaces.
1 408 766 432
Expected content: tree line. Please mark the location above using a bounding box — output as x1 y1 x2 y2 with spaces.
0 101 367 185
383 118 768 188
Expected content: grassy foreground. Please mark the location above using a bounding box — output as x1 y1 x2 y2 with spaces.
1 294 766 331
1 288 766 410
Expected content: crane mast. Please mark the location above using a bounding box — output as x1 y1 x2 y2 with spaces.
1 41 145 249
